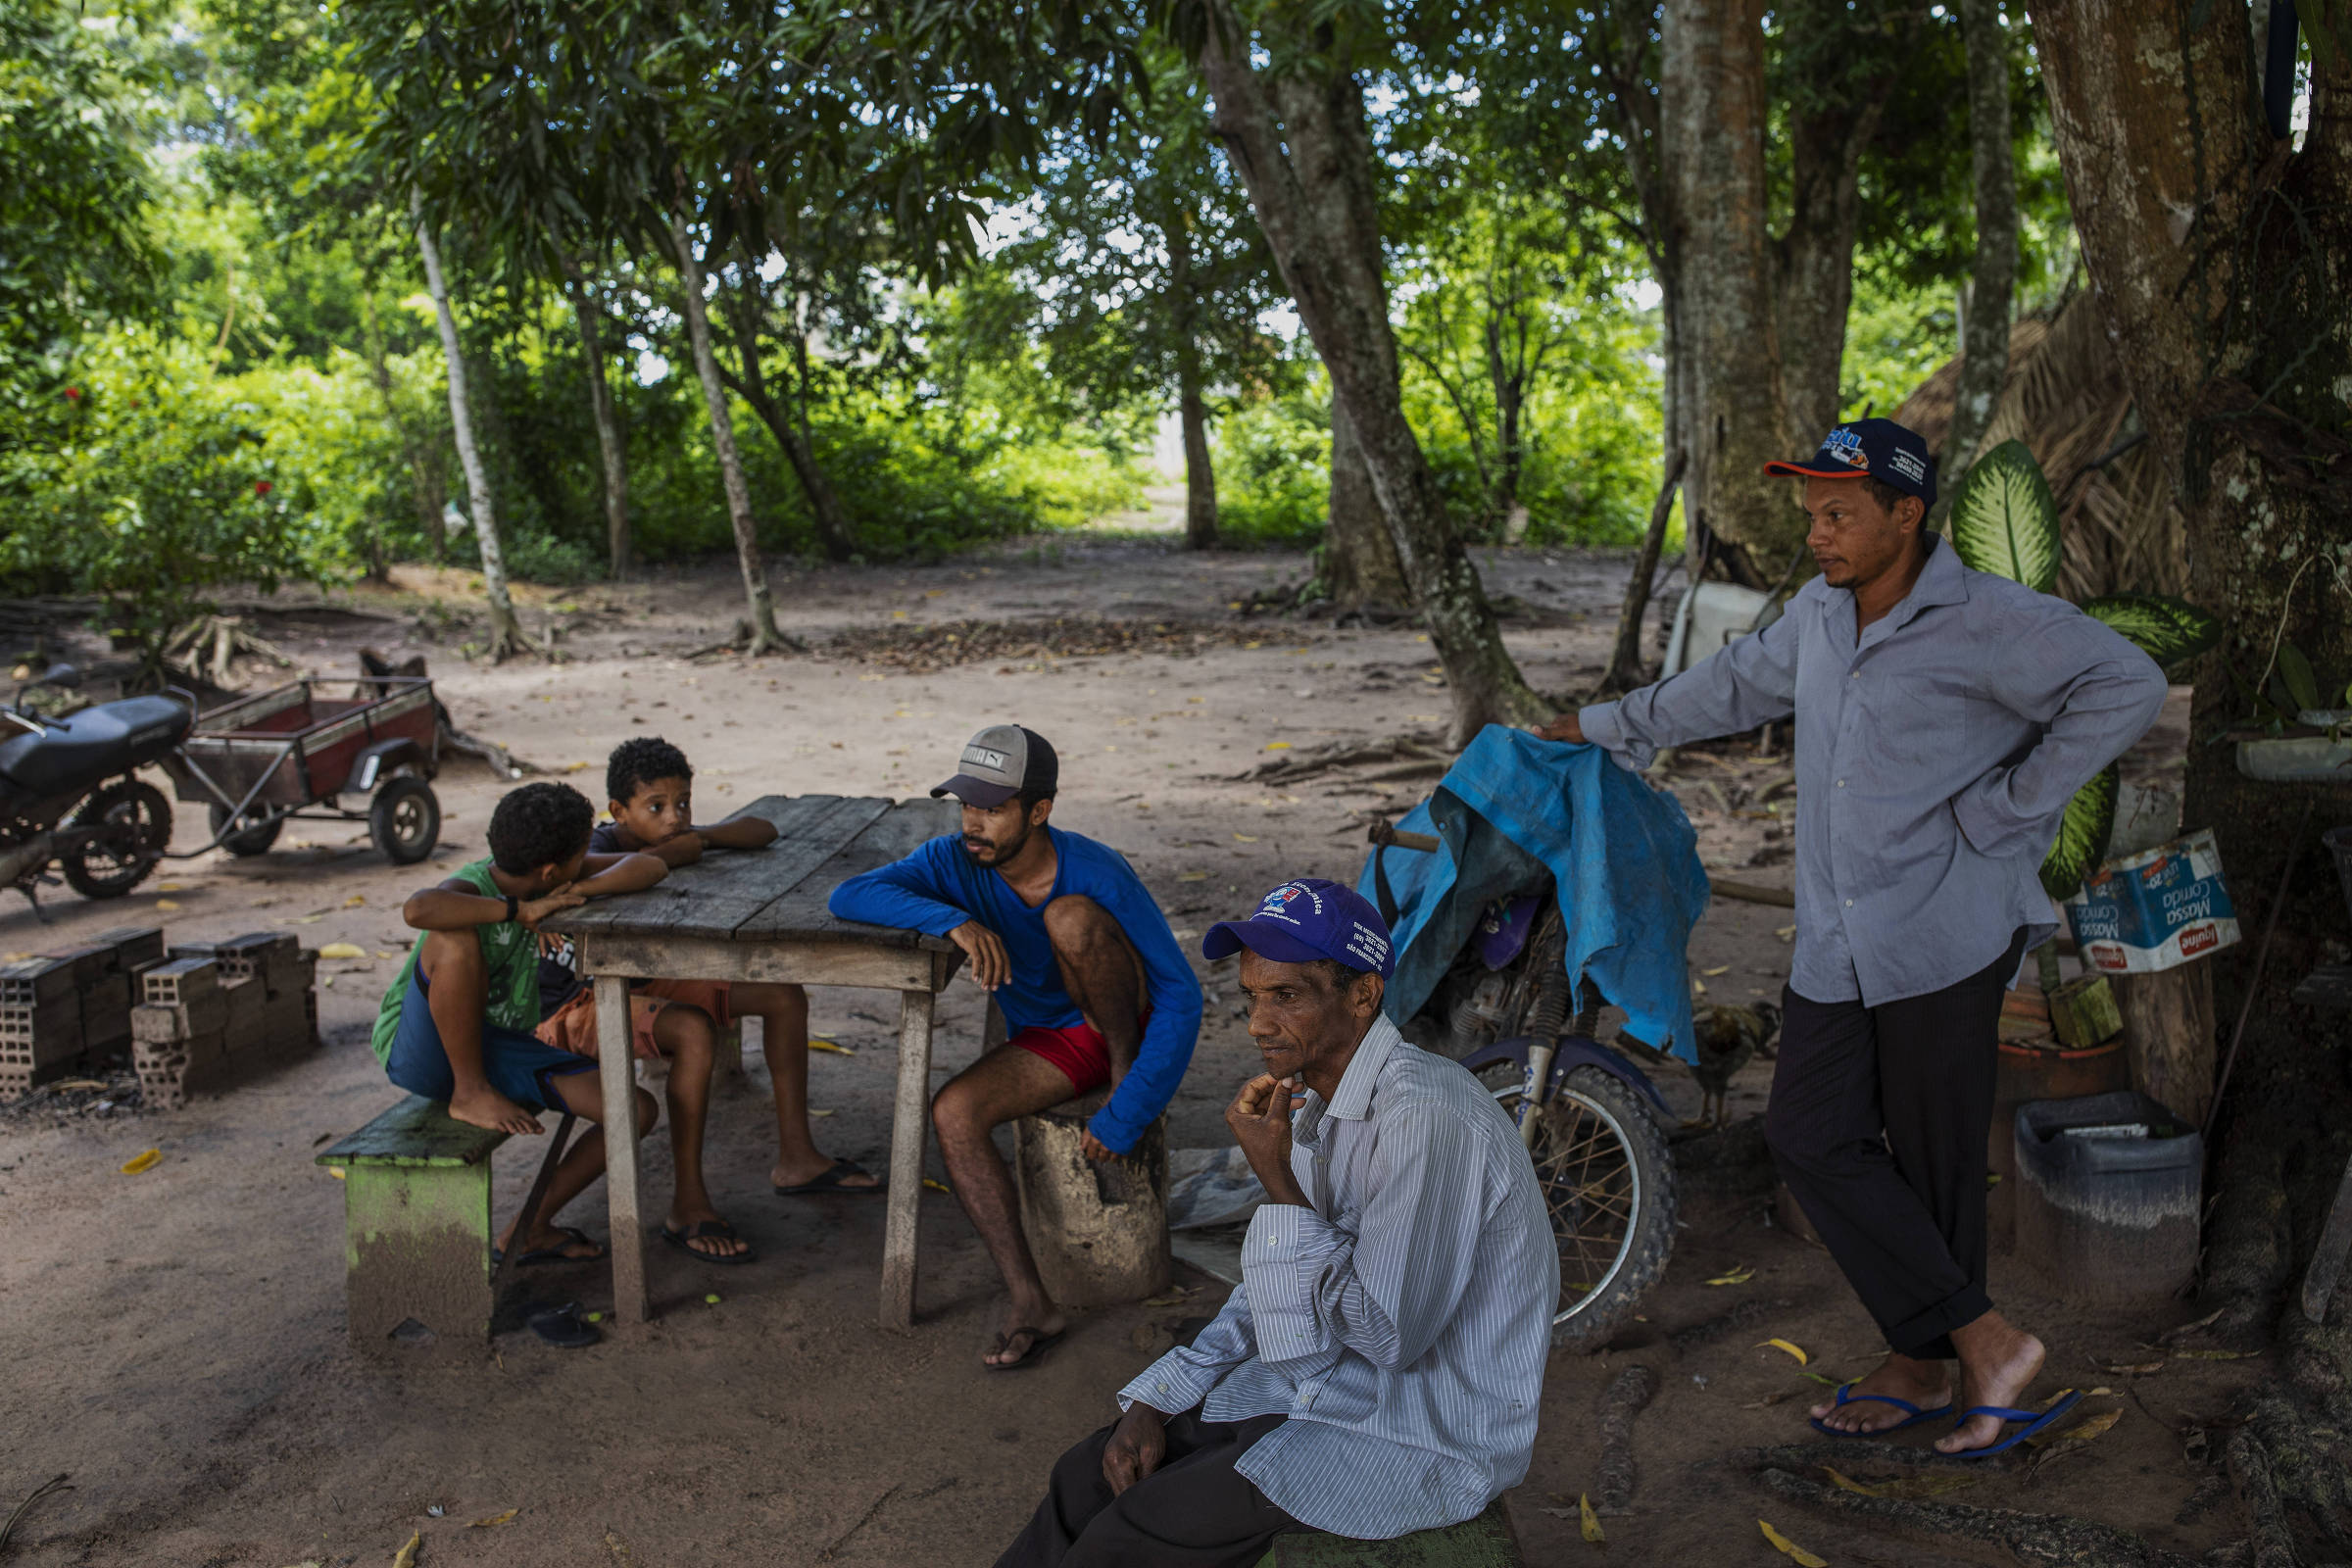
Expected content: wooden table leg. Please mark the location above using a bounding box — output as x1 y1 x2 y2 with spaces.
880 984 936 1330
597 974 650 1325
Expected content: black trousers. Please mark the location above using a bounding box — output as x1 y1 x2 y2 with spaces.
996 1410 1303 1568
1765 930 2028 1359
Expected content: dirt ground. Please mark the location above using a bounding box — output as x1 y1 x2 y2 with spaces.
0 533 2253 1567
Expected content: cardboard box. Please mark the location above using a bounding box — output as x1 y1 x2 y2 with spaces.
2065 829 2241 974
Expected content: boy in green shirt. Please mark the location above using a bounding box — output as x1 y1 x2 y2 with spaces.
372 781 667 1264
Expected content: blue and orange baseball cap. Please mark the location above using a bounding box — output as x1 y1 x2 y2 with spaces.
1764 417 1936 505
1203 877 1396 978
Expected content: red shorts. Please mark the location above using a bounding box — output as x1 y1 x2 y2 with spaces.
1011 1022 1113 1095
535 978 734 1061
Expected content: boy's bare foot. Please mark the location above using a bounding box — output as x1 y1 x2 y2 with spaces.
772 1152 881 1191
984 1301 1068 1369
665 1206 752 1259
1937 1317 2047 1454
496 1218 604 1260
451 1085 543 1136
1807 1351 1951 1433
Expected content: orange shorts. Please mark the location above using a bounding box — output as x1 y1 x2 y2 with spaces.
534 979 734 1061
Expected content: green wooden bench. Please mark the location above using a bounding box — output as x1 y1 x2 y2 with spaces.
1256 1501 1520 1566
318 1095 511 1350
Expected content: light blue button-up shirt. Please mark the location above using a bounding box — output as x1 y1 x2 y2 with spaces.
1581 534 2167 1005
1118 1016 1557 1540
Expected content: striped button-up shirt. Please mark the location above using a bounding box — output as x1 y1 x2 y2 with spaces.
1118 1016 1558 1539
1581 534 2166 1005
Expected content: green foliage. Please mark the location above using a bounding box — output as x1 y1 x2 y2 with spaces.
0 336 328 670
1948 439 2063 593
1212 395 1332 547
2039 760 2117 901
2079 595 2222 677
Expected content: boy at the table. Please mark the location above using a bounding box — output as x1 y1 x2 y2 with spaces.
829 723 1203 1370
535 737 881 1260
371 781 667 1267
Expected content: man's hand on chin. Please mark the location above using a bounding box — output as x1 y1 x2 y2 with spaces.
1102 1404 1168 1495
1227 1074 1310 1206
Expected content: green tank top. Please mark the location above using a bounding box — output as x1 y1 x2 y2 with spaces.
369 858 544 1065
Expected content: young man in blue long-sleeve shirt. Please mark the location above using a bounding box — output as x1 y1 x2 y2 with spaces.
828 724 1202 1369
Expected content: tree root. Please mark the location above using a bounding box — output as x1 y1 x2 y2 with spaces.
1593 1363 1658 1514
1231 733 1446 784
1734 1440 1988 1475
1752 1466 2204 1567
163 614 295 689
692 617 808 661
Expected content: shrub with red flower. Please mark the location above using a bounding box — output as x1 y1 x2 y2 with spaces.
254 480 272 496
64 387 81 401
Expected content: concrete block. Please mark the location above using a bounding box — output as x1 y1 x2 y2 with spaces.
1013 1091 1170 1308
0 999 83 1067
142 957 221 1006
132 991 228 1044
37 943 116 990
220 976 266 1054
91 926 167 972
0 956 77 1006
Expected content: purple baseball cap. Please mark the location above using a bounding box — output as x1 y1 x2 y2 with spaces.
1202 877 1396 979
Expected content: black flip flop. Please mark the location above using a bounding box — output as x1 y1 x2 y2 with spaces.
493 1226 606 1268
774 1156 884 1198
660 1218 758 1265
985 1326 1065 1372
526 1301 600 1349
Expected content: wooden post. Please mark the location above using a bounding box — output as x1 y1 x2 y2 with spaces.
880 976 937 1330
2113 963 2217 1128
597 974 649 1325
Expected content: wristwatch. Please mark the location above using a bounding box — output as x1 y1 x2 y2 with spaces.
504 895 520 924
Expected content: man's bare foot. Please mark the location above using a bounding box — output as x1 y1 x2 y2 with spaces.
1937 1316 2046 1454
984 1302 1068 1369
1807 1352 1952 1434
450 1084 542 1136
496 1219 603 1260
771 1152 880 1191
663 1206 751 1259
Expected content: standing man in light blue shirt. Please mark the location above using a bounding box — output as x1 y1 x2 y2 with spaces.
995 879 1557 1566
1544 419 2167 1456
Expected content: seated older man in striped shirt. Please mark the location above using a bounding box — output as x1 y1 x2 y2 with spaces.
996 878 1559 1568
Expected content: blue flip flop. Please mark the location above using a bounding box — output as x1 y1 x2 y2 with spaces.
1946 1389 2084 1457
1809 1381 1955 1436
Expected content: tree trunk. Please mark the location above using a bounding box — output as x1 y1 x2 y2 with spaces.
716 269 856 564
1943 0 2020 491
1166 214 1220 549
561 255 632 580
669 214 786 653
1486 311 1527 519
1198 7 1544 743
2113 963 2217 1128
2029 0 2352 1544
1604 448 1688 693
1325 394 1410 611
1774 88 1894 451
1659 0 1803 582
413 206 530 661
357 287 444 566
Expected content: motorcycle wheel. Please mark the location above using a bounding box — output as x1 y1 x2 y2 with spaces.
368 775 439 865
63 778 172 899
1492 1062 1679 1352
209 803 283 857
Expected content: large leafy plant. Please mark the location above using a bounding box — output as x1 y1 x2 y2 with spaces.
1946 440 2220 898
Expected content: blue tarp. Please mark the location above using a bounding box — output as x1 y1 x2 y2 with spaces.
1354 725 1710 1062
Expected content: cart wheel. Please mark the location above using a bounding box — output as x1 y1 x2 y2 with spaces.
63 778 172 899
369 776 440 865
208 803 283 858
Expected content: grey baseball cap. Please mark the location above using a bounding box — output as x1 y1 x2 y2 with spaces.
932 725 1059 808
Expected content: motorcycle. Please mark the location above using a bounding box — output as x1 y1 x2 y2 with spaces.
0 665 192 907
1369 823 1679 1351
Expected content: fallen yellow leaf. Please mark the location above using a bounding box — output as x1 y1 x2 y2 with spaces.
1702 964 1730 976
1756 1338 1809 1365
344 894 367 906
1819 1467 1977 1499
1234 834 1259 843
562 760 590 773
1579 1493 1604 1544
2028 1406 2122 1451
2170 1348 2260 1360
469 1509 518 1528
155 899 180 910
1178 871 1208 882
809 1107 836 1117
704 1293 721 1305
808 1038 855 1055
1706 1265 1756 1286
327 1167 346 1180
923 1178 953 1194
1264 742 1291 751
121 1149 162 1174
156 882 183 892
1759 1519 1827 1567
318 943 367 959
392 1530 421 1568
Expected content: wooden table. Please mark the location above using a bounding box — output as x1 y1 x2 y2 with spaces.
543 794 960 1329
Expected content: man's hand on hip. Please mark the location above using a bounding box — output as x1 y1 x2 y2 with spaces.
1102 1404 1168 1496
1226 1074 1310 1206
1535 711 1585 744
951 920 1009 990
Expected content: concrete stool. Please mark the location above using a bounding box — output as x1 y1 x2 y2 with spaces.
1256 1501 1522 1566
318 1095 508 1351
1012 1087 1171 1307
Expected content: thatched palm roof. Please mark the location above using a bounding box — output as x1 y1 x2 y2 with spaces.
1895 290 2186 600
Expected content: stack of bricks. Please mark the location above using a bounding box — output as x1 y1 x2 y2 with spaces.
0 926 166 1101
131 932 319 1110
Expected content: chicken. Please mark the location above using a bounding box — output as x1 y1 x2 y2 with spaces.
1690 1001 1782 1128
